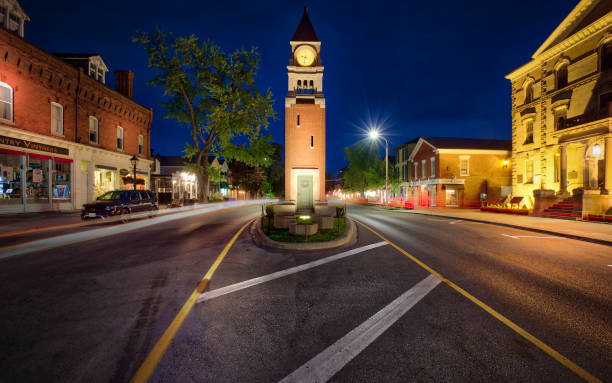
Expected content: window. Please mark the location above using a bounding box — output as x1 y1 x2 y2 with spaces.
554 108 567 131
297 114 300 127
414 162 418 179
525 159 534 183
51 102 63 135
0 81 13 122
554 153 560 183
555 63 568 89
460 157 469 176
430 157 435 178
524 82 534 104
421 160 426 178
52 159 71 199
117 126 124 150
310 136 314 149
138 134 144 155
89 116 99 144
89 64 97 78
602 42 612 72
523 119 534 144
600 92 612 110
402 164 407 181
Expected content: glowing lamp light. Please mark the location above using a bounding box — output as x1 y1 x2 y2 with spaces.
593 144 601 156
368 129 379 140
503 160 509 165
299 215 311 220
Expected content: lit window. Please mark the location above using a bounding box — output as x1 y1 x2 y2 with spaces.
138 134 144 155
51 102 63 135
525 159 534 183
460 158 469 176
524 119 534 144
117 126 124 150
89 116 99 144
430 157 435 178
0 81 13 122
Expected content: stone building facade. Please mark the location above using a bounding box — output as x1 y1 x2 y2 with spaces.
0 0 153 213
505 0 612 216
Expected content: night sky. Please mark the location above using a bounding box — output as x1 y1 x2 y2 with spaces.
23 0 577 175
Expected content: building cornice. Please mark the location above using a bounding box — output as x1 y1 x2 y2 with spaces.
436 149 511 155
505 12 612 81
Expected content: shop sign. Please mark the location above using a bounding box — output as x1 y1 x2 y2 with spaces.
0 135 69 156
119 168 129 176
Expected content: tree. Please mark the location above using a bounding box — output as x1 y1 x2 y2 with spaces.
342 143 385 196
230 161 266 197
262 143 284 197
133 29 276 201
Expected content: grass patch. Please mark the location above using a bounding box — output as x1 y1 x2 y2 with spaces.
261 216 347 242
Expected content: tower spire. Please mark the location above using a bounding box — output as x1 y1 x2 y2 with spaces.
291 6 319 42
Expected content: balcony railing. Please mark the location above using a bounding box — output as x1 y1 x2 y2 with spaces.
561 102 612 130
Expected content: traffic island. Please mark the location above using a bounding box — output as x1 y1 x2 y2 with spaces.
251 215 356 250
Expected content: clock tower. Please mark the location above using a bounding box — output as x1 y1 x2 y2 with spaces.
285 6 326 210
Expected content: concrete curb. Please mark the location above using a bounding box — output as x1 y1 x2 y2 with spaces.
251 217 357 251
395 210 612 247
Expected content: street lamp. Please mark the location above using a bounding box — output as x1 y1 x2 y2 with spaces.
130 155 138 191
368 129 389 206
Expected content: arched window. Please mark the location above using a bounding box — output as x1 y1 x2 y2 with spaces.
602 42 612 72
0 81 13 122
524 82 534 104
555 63 568 89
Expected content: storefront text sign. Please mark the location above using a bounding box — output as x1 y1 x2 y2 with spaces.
0 135 69 156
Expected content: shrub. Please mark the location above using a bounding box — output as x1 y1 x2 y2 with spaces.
336 205 345 218
265 204 274 217
296 215 312 224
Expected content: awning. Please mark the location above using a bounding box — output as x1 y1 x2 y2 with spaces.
96 165 117 171
28 153 52 160
0 148 25 156
53 157 73 163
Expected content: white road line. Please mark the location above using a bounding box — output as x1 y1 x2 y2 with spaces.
449 220 463 224
196 241 389 303
0 200 274 260
279 274 441 383
502 234 559 239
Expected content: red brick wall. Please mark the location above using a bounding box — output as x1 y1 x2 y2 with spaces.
412 141 438 180
285 102 326 200
0 28 152 158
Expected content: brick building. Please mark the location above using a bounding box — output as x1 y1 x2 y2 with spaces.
0 0 153 213
284 7 326 210
505 0 612 217
395 137 512 208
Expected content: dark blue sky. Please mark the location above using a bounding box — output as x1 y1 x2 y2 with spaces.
23 0 576 175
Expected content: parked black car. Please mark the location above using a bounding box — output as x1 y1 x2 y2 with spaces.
81 190 159 221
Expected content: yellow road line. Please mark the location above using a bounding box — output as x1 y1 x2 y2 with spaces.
355 219 602 383
130 218 254 383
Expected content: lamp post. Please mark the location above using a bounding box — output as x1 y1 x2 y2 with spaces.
130 155 138 191
368 129 389 206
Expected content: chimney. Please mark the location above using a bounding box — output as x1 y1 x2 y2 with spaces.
115 70 134 98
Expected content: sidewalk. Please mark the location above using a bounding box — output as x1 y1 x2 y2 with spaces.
397 206 612 245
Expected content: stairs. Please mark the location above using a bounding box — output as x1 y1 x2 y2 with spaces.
540 197 580 220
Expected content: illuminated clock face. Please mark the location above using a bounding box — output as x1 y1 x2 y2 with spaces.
295 46 316 66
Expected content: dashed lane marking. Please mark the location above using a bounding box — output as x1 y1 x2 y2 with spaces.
355 219 603 383
280 274 441 383
197 241 388 303
129 219 254 383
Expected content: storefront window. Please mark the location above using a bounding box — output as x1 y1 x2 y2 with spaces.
0 152 23 204
52 160 71 199
94 168 115 197
26 156 49 202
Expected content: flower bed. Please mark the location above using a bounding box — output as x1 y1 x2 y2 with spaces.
480 206 530 215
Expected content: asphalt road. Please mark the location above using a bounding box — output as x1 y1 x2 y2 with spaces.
0 202 610 382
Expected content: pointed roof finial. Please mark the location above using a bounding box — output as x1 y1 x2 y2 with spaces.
291 6 319 42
